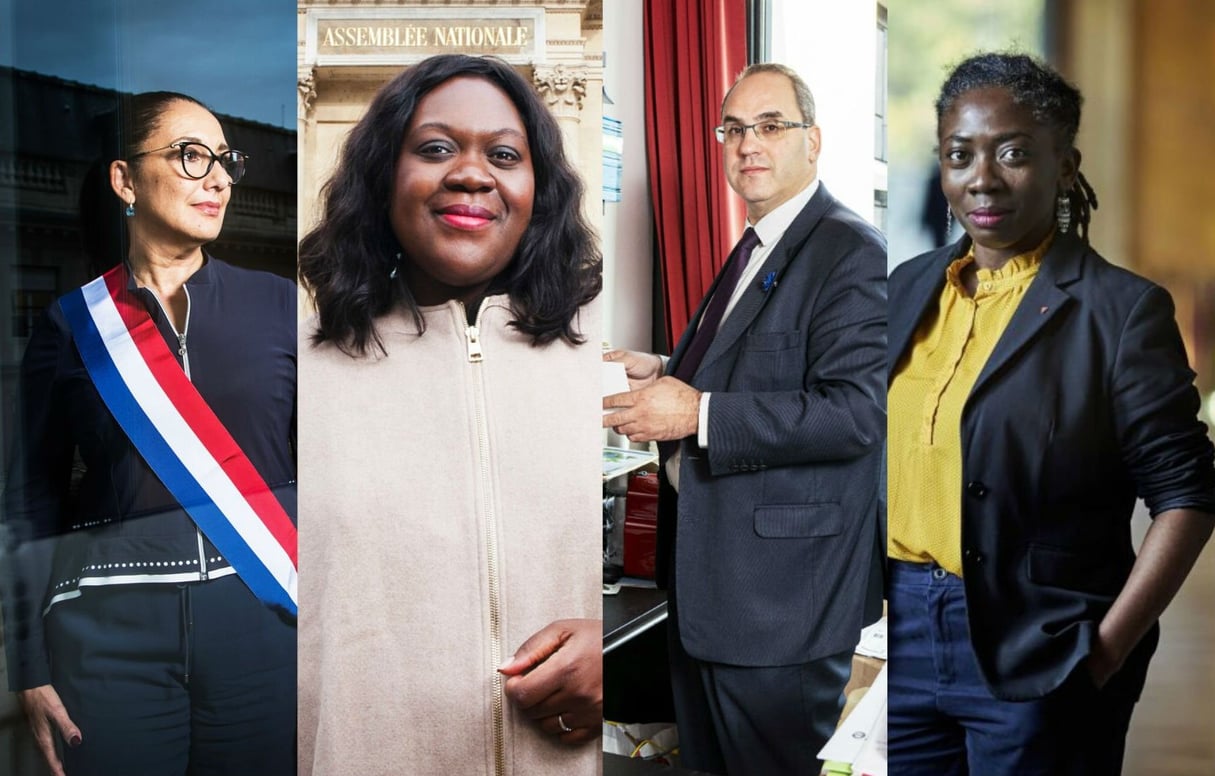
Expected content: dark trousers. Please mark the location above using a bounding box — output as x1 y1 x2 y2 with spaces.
46 574 296 776
666 589 850 775
887 559 1152 776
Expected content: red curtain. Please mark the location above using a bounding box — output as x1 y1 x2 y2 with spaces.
644 0 748 350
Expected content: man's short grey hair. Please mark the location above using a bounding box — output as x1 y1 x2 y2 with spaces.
722 63 816 125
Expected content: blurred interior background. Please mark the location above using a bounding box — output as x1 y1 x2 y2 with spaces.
889 2 1215 772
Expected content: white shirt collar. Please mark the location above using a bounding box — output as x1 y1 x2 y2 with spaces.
750 178 820 248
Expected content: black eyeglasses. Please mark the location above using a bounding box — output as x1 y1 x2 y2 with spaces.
128 141 248 184
714 120 813 145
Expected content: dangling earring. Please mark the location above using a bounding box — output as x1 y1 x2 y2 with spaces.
125 202 135 217
1056 193 1072 234
389 252 401 280
944 207 954 242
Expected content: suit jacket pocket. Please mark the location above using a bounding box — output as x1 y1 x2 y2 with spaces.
1026 543 1123 596
734 331 803 391
754 504 842 538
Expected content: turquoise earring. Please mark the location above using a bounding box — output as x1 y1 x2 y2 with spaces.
125 203 135 217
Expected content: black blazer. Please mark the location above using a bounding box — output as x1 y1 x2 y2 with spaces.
658 183 887 667
889 231 1215 700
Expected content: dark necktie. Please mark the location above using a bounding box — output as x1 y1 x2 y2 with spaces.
660 227 760 463
673 227 761 384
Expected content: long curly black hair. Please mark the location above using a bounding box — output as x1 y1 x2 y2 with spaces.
299 54 602 356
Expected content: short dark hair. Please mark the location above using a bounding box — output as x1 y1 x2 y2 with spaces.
299 54 602 356
723 63 816 125
935 52 1081 149
80 91 212 274
935 52 1098 241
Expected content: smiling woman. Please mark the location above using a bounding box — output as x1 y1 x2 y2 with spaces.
389 76 535 307
297 55 603 776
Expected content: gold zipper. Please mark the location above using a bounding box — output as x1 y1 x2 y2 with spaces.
460 300 504 775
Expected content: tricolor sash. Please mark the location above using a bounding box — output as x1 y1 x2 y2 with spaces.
59 264 298 615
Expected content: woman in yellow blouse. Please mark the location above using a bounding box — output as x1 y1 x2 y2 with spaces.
886 52 1215 775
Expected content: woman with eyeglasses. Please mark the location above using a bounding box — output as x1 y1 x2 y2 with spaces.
1 91 296 776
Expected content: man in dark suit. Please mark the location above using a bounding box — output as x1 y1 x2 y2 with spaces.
605 63 886 774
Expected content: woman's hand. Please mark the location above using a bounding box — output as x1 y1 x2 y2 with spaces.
17 684 81 776
1083 632 1126 690
603 350 664 391
1086 508 1215 690
499 618 602 744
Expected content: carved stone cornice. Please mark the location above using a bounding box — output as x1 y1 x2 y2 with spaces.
532 64 587 117
298 67 318 115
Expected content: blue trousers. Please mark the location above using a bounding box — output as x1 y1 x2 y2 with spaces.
887 560 1153 776
45 575 296 776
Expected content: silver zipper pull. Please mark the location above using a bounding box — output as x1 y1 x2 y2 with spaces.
177 333 187 357
466 325 483 362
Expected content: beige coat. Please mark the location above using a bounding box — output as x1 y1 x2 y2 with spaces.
299 296 602 775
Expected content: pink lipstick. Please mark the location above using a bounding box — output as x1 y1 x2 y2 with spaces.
968 208 1008 228
437 204 495 230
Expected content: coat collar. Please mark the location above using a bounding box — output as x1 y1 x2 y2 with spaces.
889 230 1089 398
122 251 218 292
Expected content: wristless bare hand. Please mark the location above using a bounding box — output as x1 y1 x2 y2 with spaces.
499 618 603 744
603 350 664 391
18 684 81 776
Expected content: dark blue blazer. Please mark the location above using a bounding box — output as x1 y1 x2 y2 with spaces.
659 183 888 667
889 231 1215 700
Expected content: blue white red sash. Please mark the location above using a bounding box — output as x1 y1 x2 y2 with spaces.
59 264 298 615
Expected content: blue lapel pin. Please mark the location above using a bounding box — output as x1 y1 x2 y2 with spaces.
761 271 778 292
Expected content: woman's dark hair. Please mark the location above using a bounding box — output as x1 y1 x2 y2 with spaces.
935 52 1098 242
80 91 210 274
299 54 602 356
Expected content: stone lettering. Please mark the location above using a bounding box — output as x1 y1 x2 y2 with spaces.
318 21 532 55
